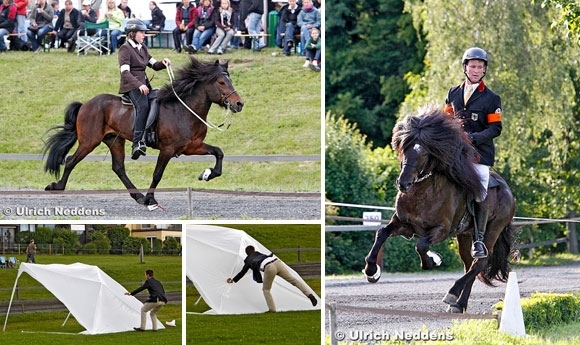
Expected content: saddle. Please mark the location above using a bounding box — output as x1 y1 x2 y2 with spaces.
121 89 160 148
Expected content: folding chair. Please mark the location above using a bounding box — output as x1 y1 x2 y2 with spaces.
8 256 18 268
77 21 110 55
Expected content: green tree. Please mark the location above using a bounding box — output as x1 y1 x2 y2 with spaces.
87 230 111 254
52 227 80 254
162 237 180 255
32 227 53 245
539 0 580 41
122 236 149 255
106 226 130 254
325 113 396 218
325 0 425 148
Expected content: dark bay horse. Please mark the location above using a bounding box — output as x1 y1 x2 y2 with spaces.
43 58 244 207
363 106 516 313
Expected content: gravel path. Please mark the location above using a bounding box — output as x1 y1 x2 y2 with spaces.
325 262 580 341
0 189 321 220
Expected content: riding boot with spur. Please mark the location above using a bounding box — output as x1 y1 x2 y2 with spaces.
471 200 489 259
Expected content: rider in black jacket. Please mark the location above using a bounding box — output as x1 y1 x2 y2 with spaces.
445 47 502 259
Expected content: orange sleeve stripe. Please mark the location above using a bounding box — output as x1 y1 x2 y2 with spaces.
444 105 454 115
487 112 502 123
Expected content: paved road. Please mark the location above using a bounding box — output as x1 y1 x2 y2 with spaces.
325 262 580 341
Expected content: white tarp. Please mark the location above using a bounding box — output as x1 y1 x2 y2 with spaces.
4 263 164 334
186 225 320 314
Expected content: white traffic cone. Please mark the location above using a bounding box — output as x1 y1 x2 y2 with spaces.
499 271 526 336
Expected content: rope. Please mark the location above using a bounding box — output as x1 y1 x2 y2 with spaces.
166 64 232 132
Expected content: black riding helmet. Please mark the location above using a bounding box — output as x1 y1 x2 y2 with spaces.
125 19 147 34
462 47 488 83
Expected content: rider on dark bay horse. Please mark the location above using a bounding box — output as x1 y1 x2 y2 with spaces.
444 47 503 259
118 18 171 160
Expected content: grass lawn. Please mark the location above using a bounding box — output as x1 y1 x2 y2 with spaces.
185 224 321 344
2 306 182 345
0 48 321 192
0 254 182 344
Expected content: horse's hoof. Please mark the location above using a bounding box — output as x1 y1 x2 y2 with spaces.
442 293 459 305
45 182 60 191
363 264 381 283
198 168 212 181
446 303 464 313
136 196 146 205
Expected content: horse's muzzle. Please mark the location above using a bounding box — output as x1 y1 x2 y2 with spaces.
396 178 412 193
230 100 244 113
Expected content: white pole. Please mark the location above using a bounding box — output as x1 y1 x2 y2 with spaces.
194 296 203 305
62 312 72 327
3 270 22 332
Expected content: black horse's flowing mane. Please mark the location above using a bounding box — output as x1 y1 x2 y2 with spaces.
392 106 485 199
158 58 228 103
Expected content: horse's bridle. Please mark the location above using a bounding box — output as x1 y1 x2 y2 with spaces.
166 65 235 132
399 143 432 187
213 72 239 108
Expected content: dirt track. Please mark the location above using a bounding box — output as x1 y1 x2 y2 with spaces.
325 261 580 341
0 189 321 220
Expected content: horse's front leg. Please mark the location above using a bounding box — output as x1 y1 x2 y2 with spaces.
196 143 223 181
144 153 173 206
364 215 409 283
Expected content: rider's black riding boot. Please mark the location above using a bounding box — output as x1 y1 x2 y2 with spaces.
471 200 489 259
131 110 148 160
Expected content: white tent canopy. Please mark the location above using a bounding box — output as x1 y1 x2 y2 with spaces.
3 263 164 334
186 225 320 314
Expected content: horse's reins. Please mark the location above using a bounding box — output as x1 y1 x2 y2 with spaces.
166 64 235 132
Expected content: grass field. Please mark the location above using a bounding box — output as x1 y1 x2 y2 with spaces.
0 254 182 344
185 224 321 344
0 47 321 192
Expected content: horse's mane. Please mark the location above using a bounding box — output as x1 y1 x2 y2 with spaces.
158 58 228 103
392 106 485 198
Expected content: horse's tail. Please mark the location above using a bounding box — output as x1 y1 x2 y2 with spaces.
479 223 516 286
43 102 82 178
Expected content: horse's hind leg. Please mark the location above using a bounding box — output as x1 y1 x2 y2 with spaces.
103 136 146 204
442 233 481 313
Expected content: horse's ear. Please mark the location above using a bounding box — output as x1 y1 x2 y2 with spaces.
222 60 229 70
214 60 220 66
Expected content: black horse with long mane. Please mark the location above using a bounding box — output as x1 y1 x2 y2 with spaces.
43 58 244 208
363 106 516 313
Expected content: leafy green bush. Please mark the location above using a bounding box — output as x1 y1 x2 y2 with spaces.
325 113 389 218
496 293 580 332
122 237 149 254
162 237 180 255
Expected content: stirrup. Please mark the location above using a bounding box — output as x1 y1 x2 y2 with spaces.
471 240 488 259
131 143 146 160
